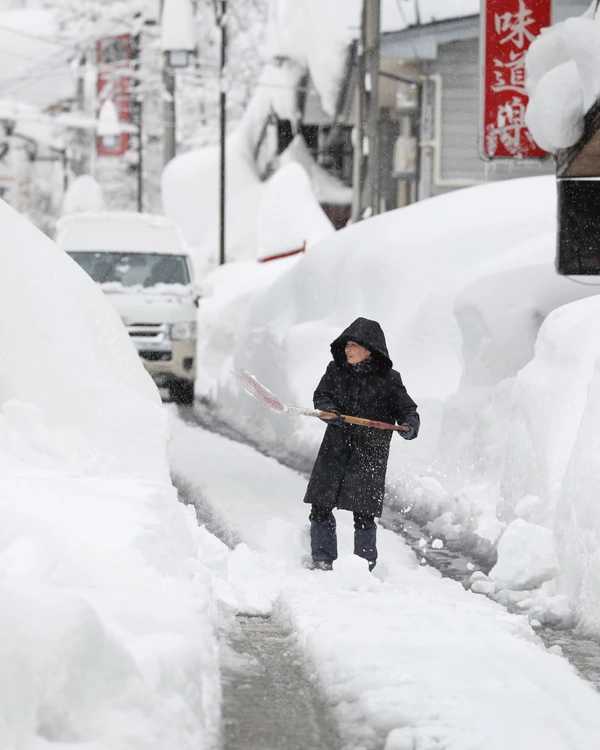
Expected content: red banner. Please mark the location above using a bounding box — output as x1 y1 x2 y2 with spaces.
97 35 132 157
481 0 551 159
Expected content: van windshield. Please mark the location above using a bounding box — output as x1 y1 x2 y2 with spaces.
68 252 190 287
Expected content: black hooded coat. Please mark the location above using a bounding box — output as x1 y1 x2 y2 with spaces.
303 318 420 518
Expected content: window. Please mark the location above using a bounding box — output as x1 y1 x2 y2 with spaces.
68 252 190 287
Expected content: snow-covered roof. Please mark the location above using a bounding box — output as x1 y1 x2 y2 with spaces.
267 0 479 114
56 212 188 256
525 3 598 153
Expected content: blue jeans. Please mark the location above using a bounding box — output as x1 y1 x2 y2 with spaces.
309 506 377 564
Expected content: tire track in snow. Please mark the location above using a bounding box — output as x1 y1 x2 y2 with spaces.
173 473 342 750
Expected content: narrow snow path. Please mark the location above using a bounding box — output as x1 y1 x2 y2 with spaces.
222 616 341 750
175 478 341 749
170 413 600 750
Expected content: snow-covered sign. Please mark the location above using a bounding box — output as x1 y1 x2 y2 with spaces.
97 35 133 157
481 0 550 159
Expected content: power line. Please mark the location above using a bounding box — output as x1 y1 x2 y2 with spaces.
0 22 62 46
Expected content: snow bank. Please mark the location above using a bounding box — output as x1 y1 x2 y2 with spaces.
62 175 105 215
0 466 220 749
193 174 600 634
0 199 167 481
0 204 222 747
526 6 600 151
495 296 600 633
257 162 334 260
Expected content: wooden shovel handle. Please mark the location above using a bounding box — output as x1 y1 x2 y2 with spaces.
319 411 409 431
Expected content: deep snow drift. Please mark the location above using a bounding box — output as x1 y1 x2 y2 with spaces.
191 175 600 636
0 201 221 748
0 200 167 481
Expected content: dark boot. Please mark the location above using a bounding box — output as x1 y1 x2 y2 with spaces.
306 559 333 571
309 506 337 567
354 513 377 570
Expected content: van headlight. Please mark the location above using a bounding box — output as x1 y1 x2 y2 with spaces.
170 322 197 340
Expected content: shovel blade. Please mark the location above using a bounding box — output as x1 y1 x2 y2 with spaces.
233 370 286 413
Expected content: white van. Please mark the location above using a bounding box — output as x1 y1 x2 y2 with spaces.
56 212 198 404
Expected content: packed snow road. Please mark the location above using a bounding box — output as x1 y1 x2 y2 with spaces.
169 409 600 750
176 479 341 749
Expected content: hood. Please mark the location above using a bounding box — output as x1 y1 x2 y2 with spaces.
331 317 392 370
105 290 196 326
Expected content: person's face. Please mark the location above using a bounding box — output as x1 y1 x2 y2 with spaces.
345 340 371 364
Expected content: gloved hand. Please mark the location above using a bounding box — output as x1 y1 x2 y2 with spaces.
320 408 345 427
398 424 415 440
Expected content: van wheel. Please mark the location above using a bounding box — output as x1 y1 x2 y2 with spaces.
171 380 195 405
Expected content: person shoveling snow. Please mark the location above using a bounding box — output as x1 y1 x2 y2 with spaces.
303 318 420 572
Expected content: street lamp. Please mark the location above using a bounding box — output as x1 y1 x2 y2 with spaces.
160 0 196 165
97 99 120 150
161 0 195 68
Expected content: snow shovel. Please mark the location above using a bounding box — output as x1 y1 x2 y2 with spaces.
233 369 409 432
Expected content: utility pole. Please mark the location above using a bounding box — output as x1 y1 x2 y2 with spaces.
352 0 381 221
162 64 176 165
132 33 143 212
219 0 227 265
351 34 365 222
160 0 176 165
363 0 381 217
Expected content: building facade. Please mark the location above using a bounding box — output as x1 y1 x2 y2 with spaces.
330 0 590 212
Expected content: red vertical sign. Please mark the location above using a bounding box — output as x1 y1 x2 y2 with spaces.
97 35 131 157
481 0 551 159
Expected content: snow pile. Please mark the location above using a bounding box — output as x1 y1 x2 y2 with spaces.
267 0 362 114
0 471 221 750
489 519 559 591
0 200 167 481
162 128 262 266
526 4 600 151
0 204 222 747
280 135 352 205
62 175 105 215
257 163 334 260
492 296 600 633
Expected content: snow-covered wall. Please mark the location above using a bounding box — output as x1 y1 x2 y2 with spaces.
0 200 225 748
0 199 168 482
499 296 600 633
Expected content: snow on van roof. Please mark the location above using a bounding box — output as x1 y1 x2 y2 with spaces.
56 212 189 256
